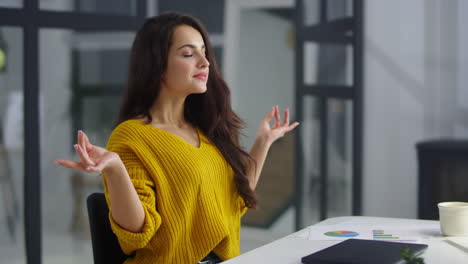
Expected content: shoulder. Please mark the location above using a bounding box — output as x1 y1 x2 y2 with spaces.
107 119 145 147
115 119 144 132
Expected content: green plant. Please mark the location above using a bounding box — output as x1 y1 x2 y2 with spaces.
400 248 425 264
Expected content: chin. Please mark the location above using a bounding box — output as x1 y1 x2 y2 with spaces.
192 85 207 94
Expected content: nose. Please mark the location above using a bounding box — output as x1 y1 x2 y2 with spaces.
198 55 210 68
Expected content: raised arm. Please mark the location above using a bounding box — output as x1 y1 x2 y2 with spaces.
247 106 299 190
55 130 145 233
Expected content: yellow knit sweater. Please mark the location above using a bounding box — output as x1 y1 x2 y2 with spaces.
102 120 247 264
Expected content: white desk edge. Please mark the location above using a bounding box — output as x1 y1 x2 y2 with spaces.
223 216 468 264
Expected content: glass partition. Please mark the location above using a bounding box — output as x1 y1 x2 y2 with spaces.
326 98 353 217
0 0 22 8
40 28 133 262
0 26 25 263
40 0 137 16
326 0 353 22
304 42 353 86
300 95 321 225
303 0 320 26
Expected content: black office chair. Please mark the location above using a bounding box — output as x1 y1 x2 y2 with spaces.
87 192 130 264
416 140 468 220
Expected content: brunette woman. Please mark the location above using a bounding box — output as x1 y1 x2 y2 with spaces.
56 12 298 264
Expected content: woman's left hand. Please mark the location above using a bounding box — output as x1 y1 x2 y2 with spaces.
257 105 299 145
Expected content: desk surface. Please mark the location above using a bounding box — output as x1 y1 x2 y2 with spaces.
224 216 468 264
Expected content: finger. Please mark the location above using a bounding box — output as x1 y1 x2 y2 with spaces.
74 144 96 166
273 105 281 128
80 130 94 153
83 165 102 173
78 130 94 154
283 108 290 126
278 122 299 136
286 122 300 131
87 154 114 173
54 159 86 172
87 162 107 173
80 160 105 173
78 130 86 151
263 107 275 123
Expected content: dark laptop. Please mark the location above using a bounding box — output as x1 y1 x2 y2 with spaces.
301 239 428 264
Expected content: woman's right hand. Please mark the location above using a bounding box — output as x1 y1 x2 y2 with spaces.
55 130 121 173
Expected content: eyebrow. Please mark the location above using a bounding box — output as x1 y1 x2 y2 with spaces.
176 44 206 50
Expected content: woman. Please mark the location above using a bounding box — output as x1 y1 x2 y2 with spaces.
56 13 298 263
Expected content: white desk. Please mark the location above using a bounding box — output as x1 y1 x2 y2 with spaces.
224 216 468 264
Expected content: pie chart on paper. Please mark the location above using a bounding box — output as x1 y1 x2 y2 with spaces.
324 231 359 237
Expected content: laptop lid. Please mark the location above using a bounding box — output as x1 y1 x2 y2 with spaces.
302 239 428 264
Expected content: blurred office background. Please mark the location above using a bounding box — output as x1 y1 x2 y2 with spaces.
0 0 467 263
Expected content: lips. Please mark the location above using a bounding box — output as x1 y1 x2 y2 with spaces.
193 72 208 81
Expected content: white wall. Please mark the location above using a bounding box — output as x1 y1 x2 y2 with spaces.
363 0 468 218
456 1 468 136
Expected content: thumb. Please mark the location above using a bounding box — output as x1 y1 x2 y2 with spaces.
86 159 110 173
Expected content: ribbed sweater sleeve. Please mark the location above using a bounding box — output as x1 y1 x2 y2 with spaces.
103 131 162 255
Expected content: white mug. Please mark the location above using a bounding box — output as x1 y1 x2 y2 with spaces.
438 202 468 237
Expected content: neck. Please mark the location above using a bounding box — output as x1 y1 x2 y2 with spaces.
149 89 187 127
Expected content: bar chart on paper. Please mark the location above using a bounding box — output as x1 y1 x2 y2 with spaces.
306 226 422 242
302 218 440 242
372 230 399 240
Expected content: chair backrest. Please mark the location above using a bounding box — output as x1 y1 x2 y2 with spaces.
416 140 468 220
86 192 129 264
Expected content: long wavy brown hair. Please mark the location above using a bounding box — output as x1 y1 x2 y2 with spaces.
117 12 257 208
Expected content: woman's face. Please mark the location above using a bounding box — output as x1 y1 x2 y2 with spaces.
162 25 210 96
